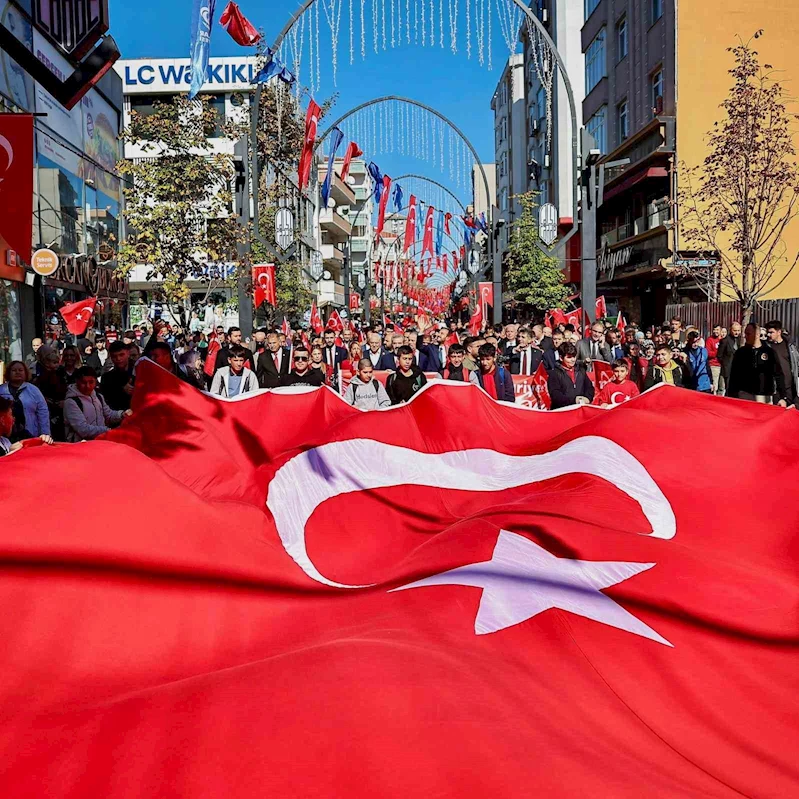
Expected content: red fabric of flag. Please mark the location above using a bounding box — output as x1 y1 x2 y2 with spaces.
422 206 434 257
532 361 551 409
468 300 483 335
58 297 97 335
281 317 291 338
328 309 344 332
203 337 221 377
376 174 392 236
403 195 417 252
2 362 799 798
309 301 323 334
596 295 607 319
219 1 261 46
0 114 33 263
340 141 363 182
298 99 321 190
252 263 275 307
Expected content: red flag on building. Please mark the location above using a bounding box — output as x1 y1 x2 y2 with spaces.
0 114 34 263
58 297 97 335
596 295 607 319
219 1 261 46
376 174 392 236
328 309 344 332
252 264 276 307
403 195 417 253
349 293 360 311
8 363 799 797
340 141 363 182
422 206 435 257
531 361 551 409
298 99 321 190
309 301 323 334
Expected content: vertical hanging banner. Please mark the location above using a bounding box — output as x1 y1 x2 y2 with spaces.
340 141 362 182
189 0 217 100
376 174 392 236
252 264 276 307
321 127 344 208
422 206 435 257
403 195 417 253
368 162 383 201
0 114 34 263
444 212 452 235
392 183 403 213
478 282 494 319
309 301 323 334
435 209 444 255
298 99 321 190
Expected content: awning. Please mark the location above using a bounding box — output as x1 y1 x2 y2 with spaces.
603 166 668 202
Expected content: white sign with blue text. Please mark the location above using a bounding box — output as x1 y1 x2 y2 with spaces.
115 58 258 95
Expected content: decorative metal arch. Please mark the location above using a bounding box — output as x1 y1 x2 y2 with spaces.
393 174 467 214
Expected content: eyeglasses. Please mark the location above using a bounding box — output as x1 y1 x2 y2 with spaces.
294 356 309 362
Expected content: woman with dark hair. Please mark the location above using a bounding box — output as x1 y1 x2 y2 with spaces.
58 345 82 385
0 361 52 442
547 342 595 409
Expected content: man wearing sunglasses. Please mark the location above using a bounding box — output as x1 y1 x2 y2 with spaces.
284 347 325 387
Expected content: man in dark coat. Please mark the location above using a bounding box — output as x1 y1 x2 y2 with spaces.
256 331 291 388
547 342 595 409
716 321 742 395
475 343 515 402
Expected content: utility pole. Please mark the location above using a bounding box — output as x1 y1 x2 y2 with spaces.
234 135 252 336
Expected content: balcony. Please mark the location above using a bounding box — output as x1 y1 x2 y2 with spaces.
321 243 344 267
319 208 352 242
351 235 371 253
600 205 671 247
317 165 357 207
318 278 345 308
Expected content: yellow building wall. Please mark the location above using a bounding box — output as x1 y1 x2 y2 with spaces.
676 3 799 300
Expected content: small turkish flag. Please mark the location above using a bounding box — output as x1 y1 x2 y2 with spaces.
203 338 221 377
219 1 262 46
309 301 323 334
468 300 483 336
383 313 392 328
422 206 435 257
478 282 494 316
59 297 97 335
349 293 360 311
281 317 291 338
328 309 344 333
532 361 551 409
252 264 276 307
617 310 627 336
565 309 581 329
595 295 607 319
588 359 614 402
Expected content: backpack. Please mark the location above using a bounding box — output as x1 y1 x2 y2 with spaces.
350 379 379 405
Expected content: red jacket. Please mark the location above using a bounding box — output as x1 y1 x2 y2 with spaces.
706 336 721 367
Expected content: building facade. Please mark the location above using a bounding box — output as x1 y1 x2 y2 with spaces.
0 0 124 365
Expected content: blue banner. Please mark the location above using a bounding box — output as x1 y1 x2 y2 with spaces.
392 183 404 213
255 48 296 85
435 209 443 255
189 0 216 100
368 162 383 201
321 128 344 208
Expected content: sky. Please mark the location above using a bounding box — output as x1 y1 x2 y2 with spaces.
109 0 516 207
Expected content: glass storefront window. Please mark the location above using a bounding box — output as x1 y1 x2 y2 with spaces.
0 279 24 367
36 154 85 254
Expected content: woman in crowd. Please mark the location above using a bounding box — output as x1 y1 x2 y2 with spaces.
341 341 364 374
33 349 68 439
58 345 82 386
63 366 131 442
309 346 331 386
0 361 52 443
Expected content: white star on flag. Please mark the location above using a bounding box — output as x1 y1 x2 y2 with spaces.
392 530 672 646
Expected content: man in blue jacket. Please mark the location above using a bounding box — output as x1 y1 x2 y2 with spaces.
475 343 515 402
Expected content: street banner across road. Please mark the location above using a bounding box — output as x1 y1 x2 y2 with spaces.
1 362 798 797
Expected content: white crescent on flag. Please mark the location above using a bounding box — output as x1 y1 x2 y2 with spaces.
267 436 676 589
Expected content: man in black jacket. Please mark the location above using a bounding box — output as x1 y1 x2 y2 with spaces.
727 323 776 403
547 342 594 409
256 331 291 388
86 336 112 377
716 321 742 395
508 327 544 376
577 322 613 368
98 342 134 411
215 327 256 372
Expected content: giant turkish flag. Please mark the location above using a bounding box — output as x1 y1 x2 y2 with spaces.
1 362 798 797
0 113 34 263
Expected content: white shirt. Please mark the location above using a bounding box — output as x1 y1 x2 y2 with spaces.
326 347 336 367
271 349 284 371
97 349 108 367
518 347 534 375
368 350 381 367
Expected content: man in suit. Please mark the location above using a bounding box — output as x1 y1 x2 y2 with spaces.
364 332 396 370
605 329 625 361
577 322 613 368
431 327 450 375
405 329 440 372
508 327 544 376
321 328 348 372
543 330 565 371
256 331 291 388
532 324 553 352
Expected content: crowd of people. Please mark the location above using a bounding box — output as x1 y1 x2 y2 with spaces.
1 312 796 455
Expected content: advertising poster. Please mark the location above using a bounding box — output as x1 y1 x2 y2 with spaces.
0 1 34 111
81 89 121 199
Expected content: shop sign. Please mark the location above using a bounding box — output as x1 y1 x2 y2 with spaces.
53 253 128 299
31 248 59 276
598 242 633 282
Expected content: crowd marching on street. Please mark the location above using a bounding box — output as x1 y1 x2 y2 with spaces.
2 311 797 455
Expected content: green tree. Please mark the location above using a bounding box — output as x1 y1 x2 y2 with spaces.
677 33 799 325
251 237 314 326
505 193 570 312
117 95 244 326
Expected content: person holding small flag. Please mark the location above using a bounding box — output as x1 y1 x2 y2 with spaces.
597 360 641 408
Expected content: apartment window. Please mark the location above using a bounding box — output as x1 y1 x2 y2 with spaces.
129 93 176 118
651 69 664 115
500 187 509 211
528 104 539 135
616 16 628 61
536 86 546 120
499 152 508 178
651 0 662 23
586 106 607 154
584 0 600 21
585 29 606 93
618 100 629 141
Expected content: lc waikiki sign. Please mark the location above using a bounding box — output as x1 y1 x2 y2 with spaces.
115 58 258 94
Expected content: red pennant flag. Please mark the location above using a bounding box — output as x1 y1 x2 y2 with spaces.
403 195 417 253
219 1 261 46
298 99 321 190
442 254 448 274
340 141 363 182
531 361 551 409
444 212 452 235
596 295 607 319
328 309 344 333
376 174 392 236
468 300 483 335
589 359 614 400
58 297 97 335
422 206 435 257
309 301 323 335
252 264 276 308
281 317 291 338
478 282 494 319
617 311 627 336
0 114 33 263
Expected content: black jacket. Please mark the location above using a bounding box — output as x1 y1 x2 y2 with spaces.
726 344 776 399
717 333 742 379
257 348 292 388
86 351 113 376
283 370 325 388
547 364 594 409
98 367 133 411
215 345 256 373
509 346 544 376
643 359 692 390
